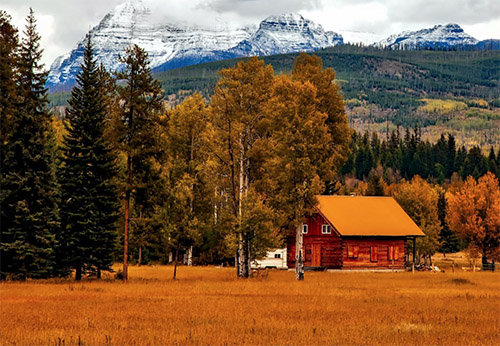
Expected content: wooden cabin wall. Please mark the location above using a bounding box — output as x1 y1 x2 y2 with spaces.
287 213 343 269
342 238 406 269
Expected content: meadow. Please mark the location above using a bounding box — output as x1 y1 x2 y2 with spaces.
1 265 499 346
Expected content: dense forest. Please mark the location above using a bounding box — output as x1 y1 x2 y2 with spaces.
2 10 499 282
50 44 500 150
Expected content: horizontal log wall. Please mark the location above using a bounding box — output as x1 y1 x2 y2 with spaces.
342 238 406 269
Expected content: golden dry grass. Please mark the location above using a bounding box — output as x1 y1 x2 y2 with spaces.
1 266 499 346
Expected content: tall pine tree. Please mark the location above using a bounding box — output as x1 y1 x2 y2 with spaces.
113 44 164 281
59 35 118 280
1 9 59 279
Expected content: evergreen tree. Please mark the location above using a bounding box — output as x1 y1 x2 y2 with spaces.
437 189 460 254
487 147 498 179
59 35 118 280
113 44 164 281
0 11 18 149
366 173 385 196
1 9 59 279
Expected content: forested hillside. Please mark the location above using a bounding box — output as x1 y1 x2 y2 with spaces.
50 45 500 149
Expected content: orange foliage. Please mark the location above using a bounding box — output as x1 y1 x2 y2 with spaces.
447 173 500 261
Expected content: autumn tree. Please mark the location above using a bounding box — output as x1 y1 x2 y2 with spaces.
207 57 276 278
113 44 164 281
447 173 500 264
165 93 212 278
1 9 59 279
260 54 350 280
58 35 118 280
263 73 343 280
392 175 441 265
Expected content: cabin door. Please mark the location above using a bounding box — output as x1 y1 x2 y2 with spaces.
312 244 322 267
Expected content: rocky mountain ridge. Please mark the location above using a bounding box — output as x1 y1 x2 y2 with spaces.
47 1 498 90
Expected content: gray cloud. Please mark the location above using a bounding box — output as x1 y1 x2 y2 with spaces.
388 0 500 25
203 0 321 18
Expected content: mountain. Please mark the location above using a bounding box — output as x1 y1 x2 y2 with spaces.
228 13 343 57
47 1 255 88
47 2 342 89
475 39 500 50
376 23 478 49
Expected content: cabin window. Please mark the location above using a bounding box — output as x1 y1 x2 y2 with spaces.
388 246 399 260
274 253 281 259
370 246 378 262
302 224 308 234
321 224 331 234
347 246 359 258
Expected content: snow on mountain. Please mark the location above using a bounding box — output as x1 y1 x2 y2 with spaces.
47 3 342 89
48 1 255 87
230 13 343 56
376 23 478 49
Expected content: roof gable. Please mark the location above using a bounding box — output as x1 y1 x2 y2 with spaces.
316 196 425 237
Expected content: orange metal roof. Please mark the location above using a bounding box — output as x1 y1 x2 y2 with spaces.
316 196 425 237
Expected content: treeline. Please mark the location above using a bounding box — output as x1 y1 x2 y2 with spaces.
153 45 500 111
341 128 500 184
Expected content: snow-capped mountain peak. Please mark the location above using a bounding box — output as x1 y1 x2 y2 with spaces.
229 12 343 57
376 23 478 49
47 7 343 89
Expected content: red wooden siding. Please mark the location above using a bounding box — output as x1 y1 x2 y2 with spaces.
342 238 406 269
286 213 408 270
287 213 343 269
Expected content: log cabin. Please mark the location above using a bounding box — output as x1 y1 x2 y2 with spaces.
287 196 425 270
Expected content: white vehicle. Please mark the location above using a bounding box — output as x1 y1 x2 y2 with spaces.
251 248 288 269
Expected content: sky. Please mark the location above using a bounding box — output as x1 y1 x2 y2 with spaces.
3 0 500 68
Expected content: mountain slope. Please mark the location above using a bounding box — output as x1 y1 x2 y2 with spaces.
48 2 342 89
48 1 254 88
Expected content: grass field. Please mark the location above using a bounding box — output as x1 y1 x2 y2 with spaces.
1 265 499 346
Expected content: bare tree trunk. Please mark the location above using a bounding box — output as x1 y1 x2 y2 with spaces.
138 246 142 267
187 246 193 266
295 224 304 280
173 242 180 280
97 268 101 279
237 135 247 278
75 265 82 281
123 188 130 282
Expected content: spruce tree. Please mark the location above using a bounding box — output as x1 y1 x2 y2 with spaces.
0 11 18 147
1 9 59 279
113 44 164 281
59 35 118 280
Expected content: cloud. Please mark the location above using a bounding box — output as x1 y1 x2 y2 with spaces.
388 0 500 25
203 0 321 18
3 0 500 67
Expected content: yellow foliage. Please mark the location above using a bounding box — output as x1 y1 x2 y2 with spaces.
418 98 468 115
1 266 499 346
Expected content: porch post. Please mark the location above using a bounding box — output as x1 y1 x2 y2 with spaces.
412 237 416 273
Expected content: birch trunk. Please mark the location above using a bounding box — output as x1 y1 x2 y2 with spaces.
173 242 179 280
295 224 304 280
237 134 248 278
187 246 193 266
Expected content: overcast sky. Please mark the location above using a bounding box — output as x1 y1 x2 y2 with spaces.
4 0 500 67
